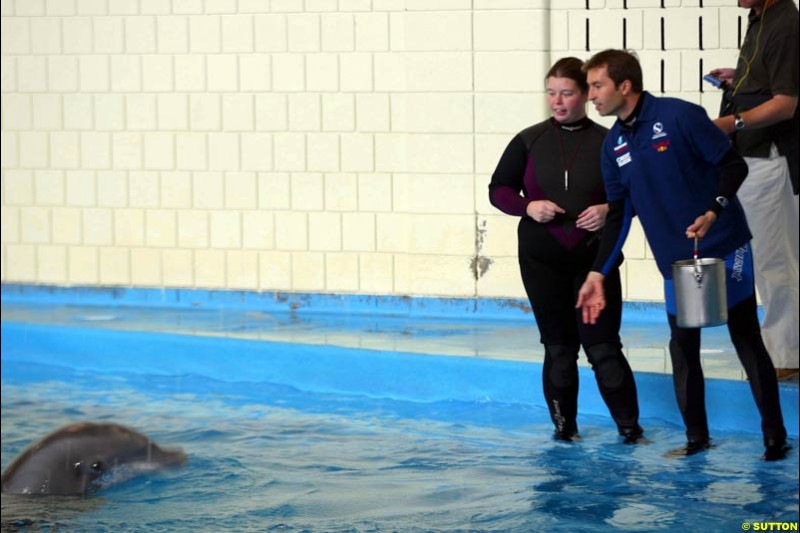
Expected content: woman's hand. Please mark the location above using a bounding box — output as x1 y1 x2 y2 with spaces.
576 203 609 232
526 200 565 223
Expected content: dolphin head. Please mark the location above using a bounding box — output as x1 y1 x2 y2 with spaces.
1 422 187 495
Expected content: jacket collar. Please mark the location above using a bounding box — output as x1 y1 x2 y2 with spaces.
619 91 655 130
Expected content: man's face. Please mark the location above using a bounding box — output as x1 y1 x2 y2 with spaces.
587 66 628 118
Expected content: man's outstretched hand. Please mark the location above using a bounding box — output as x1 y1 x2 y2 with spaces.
576 271 606 325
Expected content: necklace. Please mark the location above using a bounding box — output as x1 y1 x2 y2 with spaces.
554 123 587 191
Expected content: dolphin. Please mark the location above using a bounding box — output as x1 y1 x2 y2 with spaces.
1 422 187 495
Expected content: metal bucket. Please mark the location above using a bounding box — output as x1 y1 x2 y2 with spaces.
672 257 728 328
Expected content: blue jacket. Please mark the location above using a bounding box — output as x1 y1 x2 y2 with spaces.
600 92 752 278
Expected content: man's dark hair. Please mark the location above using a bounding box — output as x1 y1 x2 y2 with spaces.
545 57 589 93
583 49 643 93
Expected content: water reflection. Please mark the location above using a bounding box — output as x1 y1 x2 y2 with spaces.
2 362 797 532
1 494 106 531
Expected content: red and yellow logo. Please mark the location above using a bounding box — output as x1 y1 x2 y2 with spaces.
652 140 670 152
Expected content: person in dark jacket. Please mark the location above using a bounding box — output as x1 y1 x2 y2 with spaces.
710 0 799 382
576 49 788 460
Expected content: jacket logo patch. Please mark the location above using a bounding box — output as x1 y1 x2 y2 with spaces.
614 136 628 153
652 140 670 152
652 122 668 139
616 152 632 167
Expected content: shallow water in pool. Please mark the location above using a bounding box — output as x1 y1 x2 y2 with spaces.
1 360 798 533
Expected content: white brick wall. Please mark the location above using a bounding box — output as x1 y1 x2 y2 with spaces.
1 2 771 300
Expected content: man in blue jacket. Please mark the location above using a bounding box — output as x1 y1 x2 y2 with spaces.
575 49 789 460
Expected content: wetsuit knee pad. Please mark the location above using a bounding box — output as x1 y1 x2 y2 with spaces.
585 343 627 390
545 345 579 389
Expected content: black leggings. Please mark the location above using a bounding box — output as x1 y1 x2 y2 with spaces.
519 244 640 435
668 294 786 444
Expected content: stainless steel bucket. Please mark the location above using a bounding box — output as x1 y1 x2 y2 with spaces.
672 257 727 328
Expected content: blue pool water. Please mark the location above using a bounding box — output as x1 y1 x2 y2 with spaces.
2 309 799 532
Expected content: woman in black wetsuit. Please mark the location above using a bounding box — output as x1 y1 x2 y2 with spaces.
489 57 643 442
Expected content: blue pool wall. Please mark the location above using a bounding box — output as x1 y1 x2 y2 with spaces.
1 284 795 438
0 283 672 322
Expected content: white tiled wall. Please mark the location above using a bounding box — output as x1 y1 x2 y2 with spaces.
0 0 760 300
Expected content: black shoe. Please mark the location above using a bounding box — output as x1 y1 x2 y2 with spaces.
553 430 580 442
763 440 791 461
665 439 713 458
619 424 646 445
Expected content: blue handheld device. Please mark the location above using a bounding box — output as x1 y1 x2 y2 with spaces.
703 74 723 88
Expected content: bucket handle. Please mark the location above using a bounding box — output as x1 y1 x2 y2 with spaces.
693 237 703 287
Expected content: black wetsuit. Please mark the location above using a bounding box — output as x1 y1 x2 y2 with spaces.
489 117 641 439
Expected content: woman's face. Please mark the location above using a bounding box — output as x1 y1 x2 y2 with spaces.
546 76 588 124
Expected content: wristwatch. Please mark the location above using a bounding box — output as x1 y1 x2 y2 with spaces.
734 114 745 130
